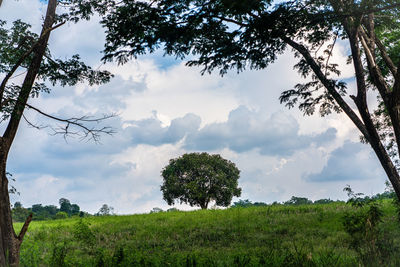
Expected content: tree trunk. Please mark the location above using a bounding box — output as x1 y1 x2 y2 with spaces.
0 0 56 265
200 202 208 209
0 144 32 266
0 155 16 266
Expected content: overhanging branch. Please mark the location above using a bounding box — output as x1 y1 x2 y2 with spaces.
25 103 116 142
282 36 371 141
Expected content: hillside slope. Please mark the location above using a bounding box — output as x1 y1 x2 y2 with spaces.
16 201 400 266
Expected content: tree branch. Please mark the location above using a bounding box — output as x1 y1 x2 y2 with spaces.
394 59 400 89
22 113 47 130
282 36 371 141
25 103 116 142
324 32 338 77
371 31 397 77
17 213 32 243
0 21 65 111
359 28 391 98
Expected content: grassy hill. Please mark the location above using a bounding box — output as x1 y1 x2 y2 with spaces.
15 201 400 266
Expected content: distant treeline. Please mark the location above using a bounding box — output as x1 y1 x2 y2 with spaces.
12 199 114 222
231 190 395 208
12 198 87 222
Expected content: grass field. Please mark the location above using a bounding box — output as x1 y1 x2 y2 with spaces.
15 200 400 266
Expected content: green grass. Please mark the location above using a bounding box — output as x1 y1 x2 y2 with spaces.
15 201 400 266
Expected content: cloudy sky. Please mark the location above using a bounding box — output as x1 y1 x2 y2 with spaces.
2 0 388 214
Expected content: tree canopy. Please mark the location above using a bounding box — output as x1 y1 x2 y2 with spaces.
161 152 241 209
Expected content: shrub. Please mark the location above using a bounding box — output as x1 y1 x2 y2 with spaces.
55 211 68 220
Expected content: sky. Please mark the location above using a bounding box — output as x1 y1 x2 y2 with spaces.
2 0 388 214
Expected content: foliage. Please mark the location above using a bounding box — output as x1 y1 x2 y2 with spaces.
150 207 163 213
342 185 400 265
167 208 179 212
15 200 400 266
0 18 113 126
284 196 313 205
231 199 268 208
55 212 68 220
314 198 334 204
73 220 96 248
161 152 241 209
59 198 81 216
11 204 30 223
96 204 114 216
232 199 253 208
12 198 87 222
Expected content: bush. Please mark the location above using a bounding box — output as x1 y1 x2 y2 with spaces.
284 196 312 205
55 211 68 220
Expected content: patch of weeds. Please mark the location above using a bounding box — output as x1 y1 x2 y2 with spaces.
73 219 96 249
342 185 400 265
49 241 68 267
94 248 105 267
111 246 124 266
314 249 341 267
233 253 251 266
20 239 41 267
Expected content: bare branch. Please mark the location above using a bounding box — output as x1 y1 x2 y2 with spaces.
25 103 116 143
22 113 47 130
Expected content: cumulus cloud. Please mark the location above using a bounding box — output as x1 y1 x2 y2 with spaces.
127 112 201 146
304 142 386 182
184 106 337 156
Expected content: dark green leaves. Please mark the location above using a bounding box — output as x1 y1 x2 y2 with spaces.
161 152 241 209
38 54 113 86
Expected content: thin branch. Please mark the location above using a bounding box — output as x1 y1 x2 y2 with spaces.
22 113 47 130
324 31 338 77
25 103 116 142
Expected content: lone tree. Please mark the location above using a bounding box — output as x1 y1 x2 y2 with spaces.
74 0 400 200
0 1 113 265
96 204 114 216
161 153 241 209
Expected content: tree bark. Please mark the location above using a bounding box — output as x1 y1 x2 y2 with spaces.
0 0 57 266
0 147 32 267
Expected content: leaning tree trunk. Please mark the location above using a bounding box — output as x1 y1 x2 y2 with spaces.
0 148 31 266
0 152 14 266
0 0 56 265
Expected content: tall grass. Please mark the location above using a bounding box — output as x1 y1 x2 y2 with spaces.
15 201 400 266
